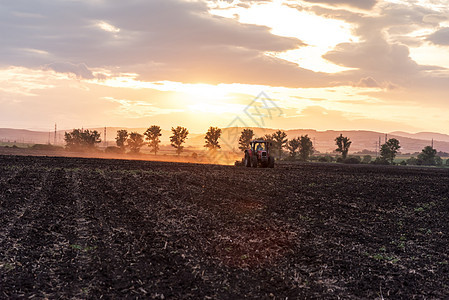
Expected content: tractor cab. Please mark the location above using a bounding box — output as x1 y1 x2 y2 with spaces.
251 140 268 152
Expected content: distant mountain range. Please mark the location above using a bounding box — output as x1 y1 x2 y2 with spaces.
1 127 448 154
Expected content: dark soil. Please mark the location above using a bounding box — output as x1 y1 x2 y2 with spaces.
1 155 448 299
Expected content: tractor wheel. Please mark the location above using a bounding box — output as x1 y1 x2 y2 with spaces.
251 156 258 168
268 156 275 168
244 154 251 167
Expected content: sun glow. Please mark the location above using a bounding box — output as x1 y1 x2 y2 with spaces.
98 76 233 101
93 72 392 123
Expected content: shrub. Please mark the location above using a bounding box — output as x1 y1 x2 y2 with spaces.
372 157 390 165
31 144 63 151
362 155 372 164
318 155 334 162
105 146 123 154
343 156 361 164
406 157 420 165
283 156 297 161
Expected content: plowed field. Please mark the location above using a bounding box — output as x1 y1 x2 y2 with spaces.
1 155 448 299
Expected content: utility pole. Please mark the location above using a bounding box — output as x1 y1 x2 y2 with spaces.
54 123 57 145
375 140 378 157
431 138 434 148
104 127 107 147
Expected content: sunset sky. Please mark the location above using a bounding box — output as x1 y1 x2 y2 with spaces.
1 0 449 134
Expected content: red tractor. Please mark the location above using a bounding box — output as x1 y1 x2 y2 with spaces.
244 140 275 168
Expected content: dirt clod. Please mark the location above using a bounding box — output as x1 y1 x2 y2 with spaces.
0 155 448 298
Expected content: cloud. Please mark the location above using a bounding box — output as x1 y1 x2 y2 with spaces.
422 14 447 25
302 0 377 10
2 0 449 92
0 67 58 96
103 97 184 118
427 27 449 46
236 0 272 7
44 62 95 79
355 77 380 88
312 2 442 44
133 46 330 87
324 38 419 75
0 0 323 87
313 2 448 90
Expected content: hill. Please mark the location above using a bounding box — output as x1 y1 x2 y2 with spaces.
2 127 449 154
218 128 449 154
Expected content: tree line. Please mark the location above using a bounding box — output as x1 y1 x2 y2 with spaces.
332 135 445 166
63 127 448 166
64 126 221 155
237 128 315 161
239 129 446 166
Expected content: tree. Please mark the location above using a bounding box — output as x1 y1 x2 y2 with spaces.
170 126 189 155
380 138 401 164
286 137 300 157
238 128 254 151
261 134 274 144
127 132 145 154
418 146 440 166
204 127 222 150
298 135 314 161
64 129 101 151
144 125 162 155
335 134 352 159
116 129 129 152
272 130 288 159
